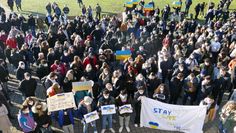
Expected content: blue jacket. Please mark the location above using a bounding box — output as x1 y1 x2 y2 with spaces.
58 109 74 127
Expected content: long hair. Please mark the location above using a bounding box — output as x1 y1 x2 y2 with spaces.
154 83 169 95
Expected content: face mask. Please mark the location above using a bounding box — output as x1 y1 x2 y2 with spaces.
21 65 25 69
160 88 164 93
25 77 30 80
43 64 48 67
28 101 34 106
139 90 144 94
120 94 127 100
23 110 29 114
84 102 90 106
104 95 109 99
104 72 108 75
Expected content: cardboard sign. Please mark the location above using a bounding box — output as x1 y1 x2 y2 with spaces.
84 111 99 123
101 104 116 115
119 104 133 114
47 92 76 112
72 81 93 92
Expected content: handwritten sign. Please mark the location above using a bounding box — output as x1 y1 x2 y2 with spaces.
84 111 99 123
47 92 76 112
101 104 116 115
72 81 93 92
119 104 133 114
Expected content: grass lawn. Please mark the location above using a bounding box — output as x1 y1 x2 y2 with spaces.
1 0 236 17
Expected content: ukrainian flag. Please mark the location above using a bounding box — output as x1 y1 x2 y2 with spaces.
132 0 139 5
144 4 154 11
125 1 133 8
116 50 131 60
172 1 182 8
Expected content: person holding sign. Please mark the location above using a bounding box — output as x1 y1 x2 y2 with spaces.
115 89 132 133
134 86 147 127
77 96 98 133
57 109 75 133
97 89 115 133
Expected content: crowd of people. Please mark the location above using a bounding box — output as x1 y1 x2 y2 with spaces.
0 0 236 133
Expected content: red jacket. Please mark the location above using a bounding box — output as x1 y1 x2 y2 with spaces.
82 56 97 69
50 64 67 76
6 37 17 49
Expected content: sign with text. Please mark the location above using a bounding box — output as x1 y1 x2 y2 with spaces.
141 97 207 133
84 111 99 123
119 104 133 114
101 104 116 115
47 92 76 112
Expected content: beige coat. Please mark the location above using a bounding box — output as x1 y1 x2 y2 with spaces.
0 104 12 132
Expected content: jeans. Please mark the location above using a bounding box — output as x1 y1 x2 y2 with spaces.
119 115 130 127
62 124 74 133
102 114 113 129
40 126 53 133
219 121 227 133
82 120 97 133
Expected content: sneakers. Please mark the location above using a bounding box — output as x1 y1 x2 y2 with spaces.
125 126 130 132
110 128 115 133
134 124 138 127
101 129 106 133
94 131 98 133
119 127 123 133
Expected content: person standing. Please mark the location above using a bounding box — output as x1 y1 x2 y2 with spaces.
57 109 75 133
7 0 14 12
77 96 97 133
0 59 10 95
45 2 52 15
15 0 22 11
95 4 101 20
194 3 201 19
115 89 132 133
0 102 12 133
28 14 36 37
134 86 147 127
18 106 37 133
185 0 192 15
97 89 115 133
77 0 83 8
18 72 37 100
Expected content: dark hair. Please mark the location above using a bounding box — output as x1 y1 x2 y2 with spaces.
103 89 110 95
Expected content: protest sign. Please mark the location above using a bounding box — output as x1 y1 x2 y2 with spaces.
84 111 99 123
72 80 93 92
119 104 133 114
115 50 131 60
47 92 76 112
141 97 207 133
101 104 116 115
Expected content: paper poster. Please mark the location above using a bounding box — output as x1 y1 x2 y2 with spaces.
141 97 207 133
47 92 76 112
119 104 133 114
84 111 99 123
101 104 116 115
72 80 93 92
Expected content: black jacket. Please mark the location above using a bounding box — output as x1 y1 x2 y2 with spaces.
19 78 37 97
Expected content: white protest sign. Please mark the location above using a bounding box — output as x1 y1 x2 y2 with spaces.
84 111 99 123
141 97 207 133
101 104 116 115
119 104 133 114
47 92 76 112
